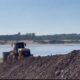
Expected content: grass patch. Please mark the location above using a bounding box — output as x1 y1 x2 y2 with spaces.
0 58 3 63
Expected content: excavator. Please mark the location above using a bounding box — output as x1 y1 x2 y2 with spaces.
3 42 32 62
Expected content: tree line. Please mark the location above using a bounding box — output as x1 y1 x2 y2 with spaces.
0 33 80 43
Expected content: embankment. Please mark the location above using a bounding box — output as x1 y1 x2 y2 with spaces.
0 50 80 79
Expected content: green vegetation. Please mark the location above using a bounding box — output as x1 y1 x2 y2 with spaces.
0 58 3 63
0 33 80 44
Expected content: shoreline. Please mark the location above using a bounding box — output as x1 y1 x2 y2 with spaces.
1 40 80 45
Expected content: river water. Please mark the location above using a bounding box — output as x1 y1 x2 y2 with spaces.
0 43 80 58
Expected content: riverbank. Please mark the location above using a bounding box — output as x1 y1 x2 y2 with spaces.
1 40 80 45
0 50 80 79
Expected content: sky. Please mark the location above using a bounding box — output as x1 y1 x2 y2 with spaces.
0 0 80 35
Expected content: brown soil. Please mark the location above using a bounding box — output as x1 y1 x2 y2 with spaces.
0 50 80 79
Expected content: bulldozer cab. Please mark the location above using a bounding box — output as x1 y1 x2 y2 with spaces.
13 42 26 53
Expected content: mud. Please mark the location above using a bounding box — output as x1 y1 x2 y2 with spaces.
0 50 80 79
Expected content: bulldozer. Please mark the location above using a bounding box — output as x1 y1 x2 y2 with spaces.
3 42 32 62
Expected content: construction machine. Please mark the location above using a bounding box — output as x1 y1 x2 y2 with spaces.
3 42 32 62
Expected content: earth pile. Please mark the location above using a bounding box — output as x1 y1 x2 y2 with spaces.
0 50 80 79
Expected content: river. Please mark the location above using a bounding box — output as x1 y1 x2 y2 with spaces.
0 43 80 58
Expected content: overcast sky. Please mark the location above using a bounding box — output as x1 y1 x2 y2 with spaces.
0 0 80 35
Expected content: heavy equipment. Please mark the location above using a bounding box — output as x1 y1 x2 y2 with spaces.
3 42 32 62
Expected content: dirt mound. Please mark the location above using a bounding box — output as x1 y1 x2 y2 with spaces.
0 50 80 79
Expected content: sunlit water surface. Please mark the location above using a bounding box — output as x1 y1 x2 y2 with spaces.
0 43 80 57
